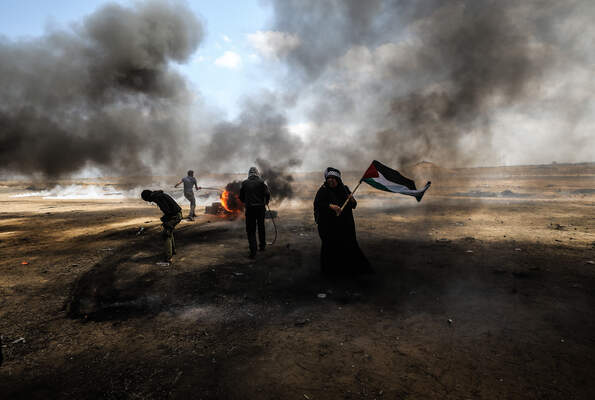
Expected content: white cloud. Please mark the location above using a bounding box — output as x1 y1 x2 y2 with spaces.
247 30 300 60
222 34 231 43
214 51 242 69
248 53 260 63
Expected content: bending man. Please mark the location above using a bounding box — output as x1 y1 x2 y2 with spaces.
141 189 182 263
239 167 271 259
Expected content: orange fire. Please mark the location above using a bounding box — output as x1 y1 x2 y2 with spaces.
220 189 233 212
220 189 243 216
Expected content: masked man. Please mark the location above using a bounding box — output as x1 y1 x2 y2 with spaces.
239 167 271 258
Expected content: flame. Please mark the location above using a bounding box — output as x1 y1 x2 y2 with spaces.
220 190 233 212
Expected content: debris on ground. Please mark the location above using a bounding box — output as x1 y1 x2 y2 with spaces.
317 293 327 299
136 227 145 236
21 261 28 265
447 318 453 325
11 337 26 344
155 262 170 267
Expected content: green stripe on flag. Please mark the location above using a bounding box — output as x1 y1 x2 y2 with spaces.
363 178 391 192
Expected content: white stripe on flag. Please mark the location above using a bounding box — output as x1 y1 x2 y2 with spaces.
374 171 427 196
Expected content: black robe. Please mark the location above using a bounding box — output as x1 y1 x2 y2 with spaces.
313 181 371 275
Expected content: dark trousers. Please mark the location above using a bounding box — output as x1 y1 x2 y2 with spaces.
245 205 266 254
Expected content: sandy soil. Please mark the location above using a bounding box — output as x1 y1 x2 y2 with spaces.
1 164 594 399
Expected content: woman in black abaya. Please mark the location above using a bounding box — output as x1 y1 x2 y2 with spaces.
313 167 372 275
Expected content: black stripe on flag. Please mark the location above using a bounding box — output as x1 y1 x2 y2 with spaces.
372 160 417 190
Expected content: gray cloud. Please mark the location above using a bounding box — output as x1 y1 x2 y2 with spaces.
200 92 303 173
267 0 595 168
0 0 203 177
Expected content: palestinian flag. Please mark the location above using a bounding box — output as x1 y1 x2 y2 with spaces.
361 160 431 202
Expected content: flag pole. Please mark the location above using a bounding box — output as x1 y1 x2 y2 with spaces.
339 169 367 212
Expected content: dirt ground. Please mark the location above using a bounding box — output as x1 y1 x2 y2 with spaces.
1 164 594 399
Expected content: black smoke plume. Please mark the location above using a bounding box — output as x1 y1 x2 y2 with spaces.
200 93 303 174
256 158 300 202
0 0 203 177
268 0 593 168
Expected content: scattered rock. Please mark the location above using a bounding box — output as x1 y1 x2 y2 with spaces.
447 318 453 325
465 250 474 253
155 262 170 267
317 293 327 299
586 260 595 265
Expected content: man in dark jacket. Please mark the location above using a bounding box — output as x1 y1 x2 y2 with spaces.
141 189 182 263
239 167 271 258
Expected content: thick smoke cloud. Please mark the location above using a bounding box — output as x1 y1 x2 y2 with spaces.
0 0 203 177
200 92 303 174
267 0 594 168
256 157 301 202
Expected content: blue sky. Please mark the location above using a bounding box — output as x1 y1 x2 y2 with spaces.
0 0 277 118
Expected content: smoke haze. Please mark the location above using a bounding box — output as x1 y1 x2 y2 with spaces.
267 0 594 169
0 0 202 177
0 0 593 181
256 157 301 202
